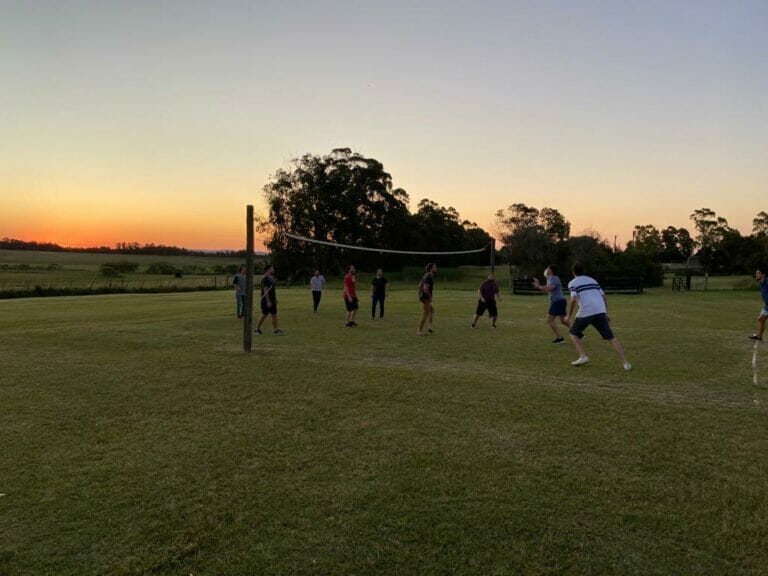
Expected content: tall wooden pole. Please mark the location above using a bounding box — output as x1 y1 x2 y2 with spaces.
244 205 254 352
490 239 496 274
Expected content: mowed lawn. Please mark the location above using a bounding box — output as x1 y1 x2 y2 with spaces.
1 286 767 575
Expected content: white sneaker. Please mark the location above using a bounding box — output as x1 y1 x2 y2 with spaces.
571 356 589 366
623 362 632 371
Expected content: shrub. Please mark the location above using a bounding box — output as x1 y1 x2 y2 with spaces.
145 262 179 275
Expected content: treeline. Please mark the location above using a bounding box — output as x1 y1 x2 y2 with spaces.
261 148 493 276
0 238 245 257
265 148 767 287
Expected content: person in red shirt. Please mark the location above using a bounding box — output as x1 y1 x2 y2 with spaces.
343 264 359 327
471 272 500 328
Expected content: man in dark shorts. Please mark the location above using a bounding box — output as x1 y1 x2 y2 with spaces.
255 264 285 336
533 265 571 343
370 268 389 320
417 263 438 335
471 272 500 328
566 262 630 370
343 264 359 327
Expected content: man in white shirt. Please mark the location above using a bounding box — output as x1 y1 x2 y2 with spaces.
309 269 326 314
565 262 632 371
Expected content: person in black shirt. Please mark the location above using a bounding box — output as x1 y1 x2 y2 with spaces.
417 263 438 335
370 268 389 320
255 264 285 336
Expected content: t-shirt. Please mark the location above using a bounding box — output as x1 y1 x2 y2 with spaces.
233 272 247 295
260 274 276 304
567 275 605 317
547 275 565 302
371 276 388 298
344 272 357 299
419 273 434 299
310 274 325 291
760 277 768 307
479 279 499 301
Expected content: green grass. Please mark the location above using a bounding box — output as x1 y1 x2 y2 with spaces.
1 286 767 575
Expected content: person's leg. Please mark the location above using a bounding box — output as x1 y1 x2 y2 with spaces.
490 314 497 328
271 313 278 331
371 296 378 319
547 315 560 337
379 297 385 319
313 291 321 312
756 312 767 339
609 338 630 367
237 294 244 317
560 315 571 328
417 300 429 334
427 303 434 331
255 313 267 331
569 317 589 364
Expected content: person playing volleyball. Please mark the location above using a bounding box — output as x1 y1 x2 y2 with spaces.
417 263 438 335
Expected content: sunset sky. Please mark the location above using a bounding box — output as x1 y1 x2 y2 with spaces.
2 0 766 251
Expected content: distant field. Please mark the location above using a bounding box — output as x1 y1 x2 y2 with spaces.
1 286 767 575
0 249 247 292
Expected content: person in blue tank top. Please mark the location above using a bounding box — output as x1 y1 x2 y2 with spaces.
748 267 768 341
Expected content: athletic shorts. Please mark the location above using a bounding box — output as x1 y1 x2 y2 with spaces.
569 313 614 341
345 297 359 311
475 299 498 317
419 293 431 303
260 300 277 315
548 299 567 317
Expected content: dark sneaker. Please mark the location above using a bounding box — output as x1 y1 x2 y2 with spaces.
427 328 433 333
254 329 263 335
345 322 354 328
350 321 358 326
552 337 565 344
274 329 285 336
471 323 476 328
749 334 763 341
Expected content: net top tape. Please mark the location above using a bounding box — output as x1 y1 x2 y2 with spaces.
283 232 489 255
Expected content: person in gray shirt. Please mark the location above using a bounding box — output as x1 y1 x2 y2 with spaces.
533 265 571 343
309 269 326 314
232 265 247 319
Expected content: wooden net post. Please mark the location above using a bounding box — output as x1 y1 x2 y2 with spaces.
244 205 254 352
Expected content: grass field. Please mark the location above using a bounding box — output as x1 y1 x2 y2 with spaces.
1 285 767 575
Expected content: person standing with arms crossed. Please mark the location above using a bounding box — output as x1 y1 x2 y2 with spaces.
471 272 500 328
748 267 768 341
255 264 285 336
309 269 326 314
417 263 438 335
370 268 389 320
565 262 631 370
343 265 359 327
533 265 571 343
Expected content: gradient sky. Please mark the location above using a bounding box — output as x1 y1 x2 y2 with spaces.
2 0 766 250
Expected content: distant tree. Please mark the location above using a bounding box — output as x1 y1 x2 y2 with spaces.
495 204 571 276
690 208 730 285
753 211 768 237
627 225 663 259
660 226 694 263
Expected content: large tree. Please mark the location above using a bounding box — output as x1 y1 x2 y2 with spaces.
262 148 411 275
495 203 570 275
